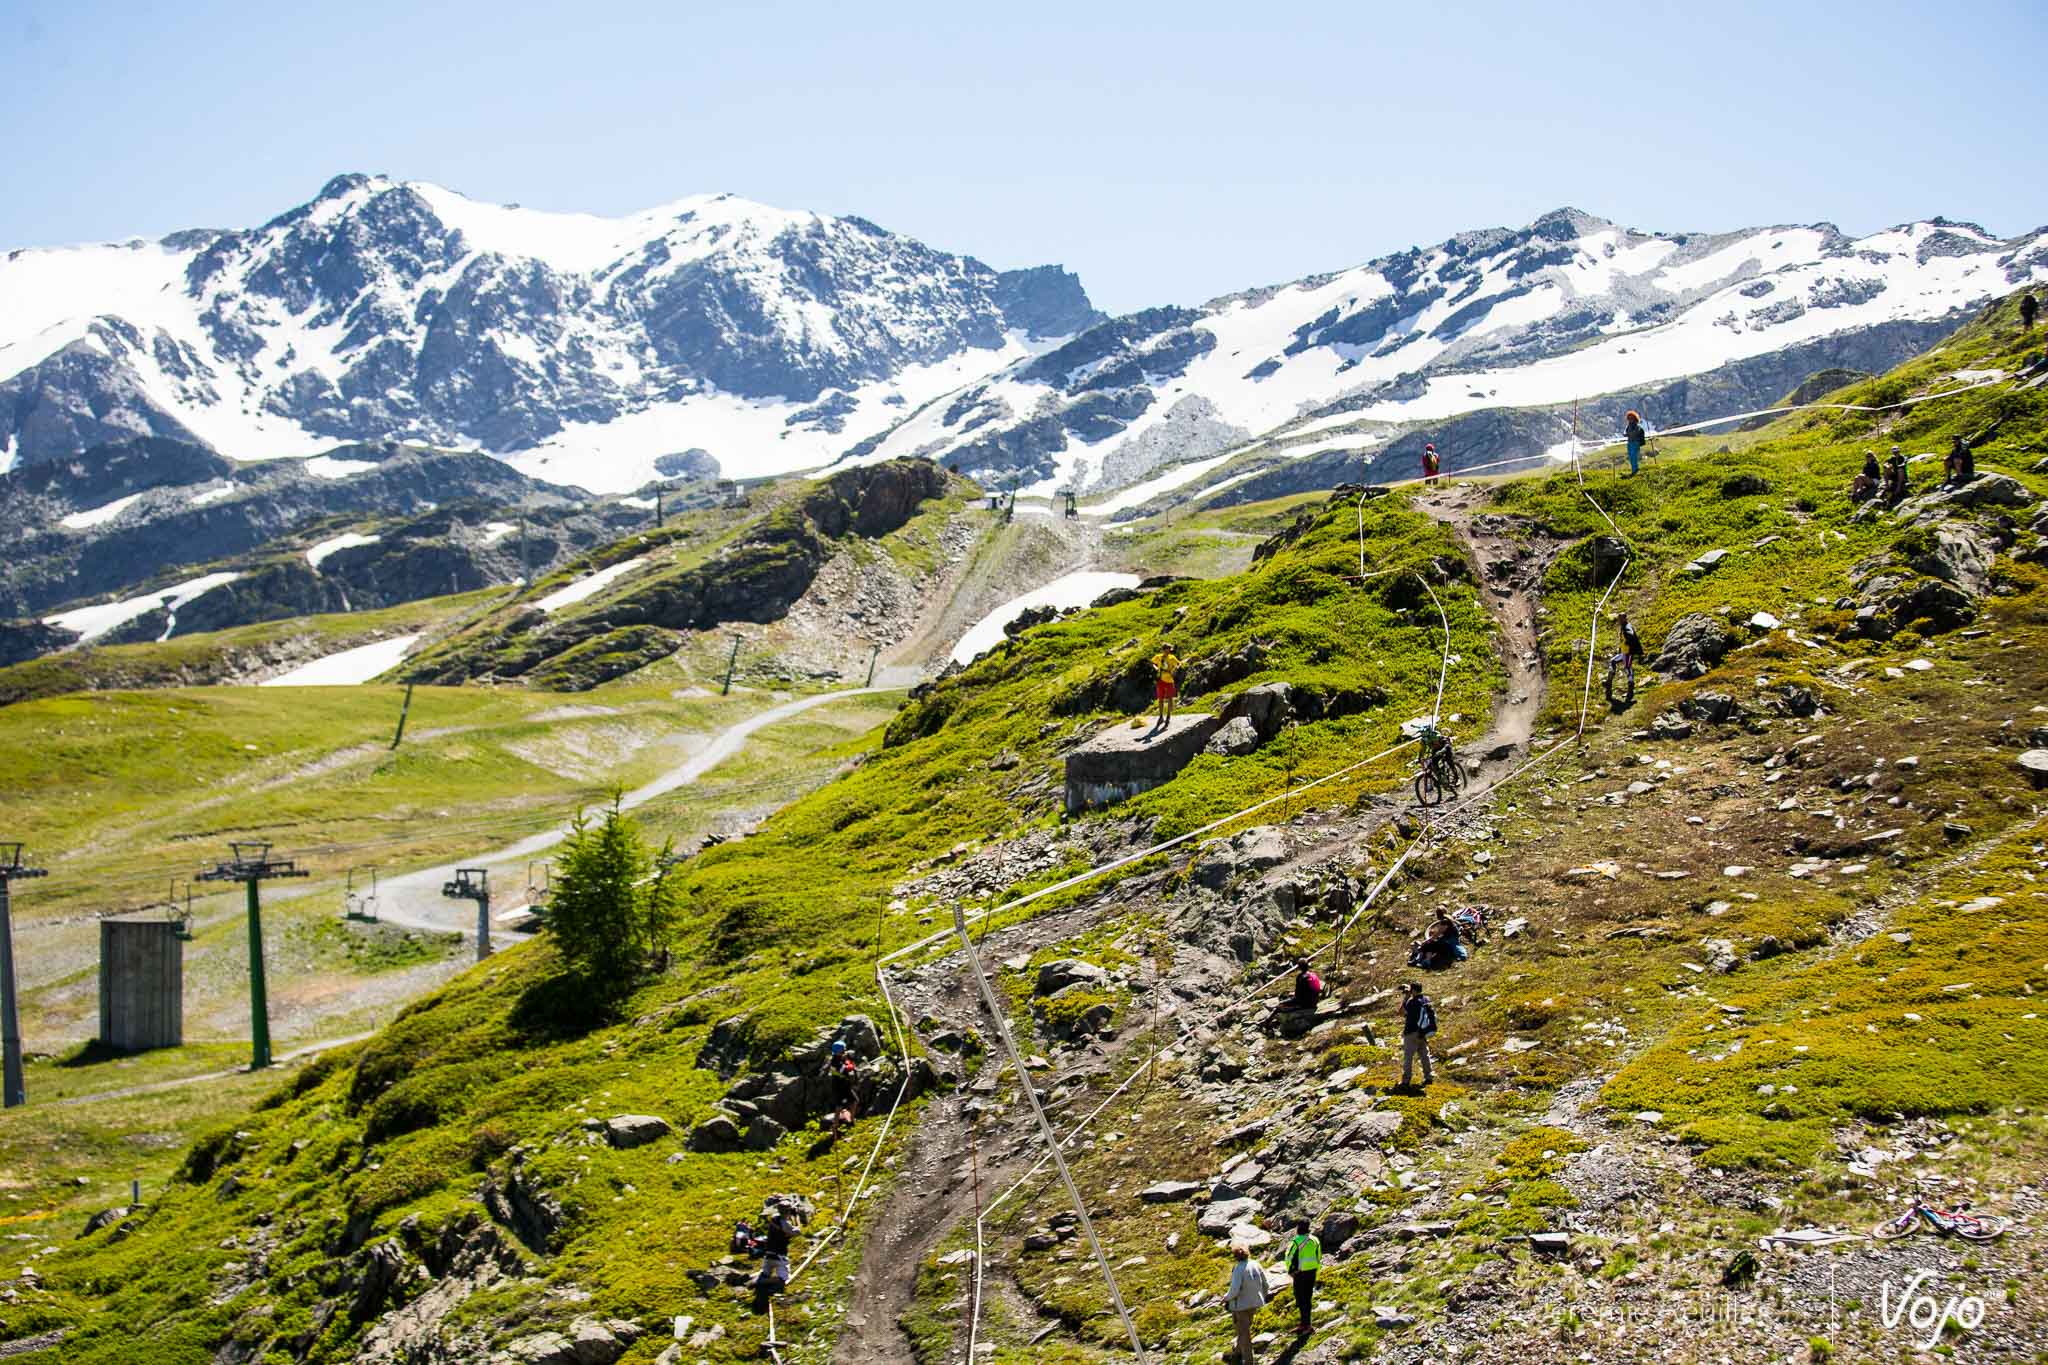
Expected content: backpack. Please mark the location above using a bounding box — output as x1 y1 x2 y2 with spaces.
1304 970 1321 996
731 1222 758 1256
1417 999 1438 1035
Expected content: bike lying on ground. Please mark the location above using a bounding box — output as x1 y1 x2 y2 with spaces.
1871 1197 2007 1242
1413 726 1465 806
1603 649 1636 705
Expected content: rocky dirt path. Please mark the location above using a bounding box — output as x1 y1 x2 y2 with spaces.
831 482 1566 1361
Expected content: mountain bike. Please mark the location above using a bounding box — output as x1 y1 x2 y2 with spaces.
1413 728 1465 806
1602 648 1636 705
1871 1197 2007 1242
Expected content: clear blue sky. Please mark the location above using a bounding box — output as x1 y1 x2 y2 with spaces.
8 0 2044 314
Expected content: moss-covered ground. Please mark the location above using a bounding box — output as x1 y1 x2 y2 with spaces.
0 474 1501 1362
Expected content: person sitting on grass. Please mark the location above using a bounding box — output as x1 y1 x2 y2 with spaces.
1290 960 1324 1012
1408 914 1465 969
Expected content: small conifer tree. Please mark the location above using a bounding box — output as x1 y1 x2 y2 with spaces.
547 795 682 998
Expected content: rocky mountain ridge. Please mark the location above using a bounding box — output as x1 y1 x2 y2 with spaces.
0 175 1097 487
8 187 2042 510
855 210 2048 493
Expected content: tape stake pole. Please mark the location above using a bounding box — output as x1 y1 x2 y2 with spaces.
952 903 1147 1361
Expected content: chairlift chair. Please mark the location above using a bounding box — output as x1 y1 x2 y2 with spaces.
344 865 380 923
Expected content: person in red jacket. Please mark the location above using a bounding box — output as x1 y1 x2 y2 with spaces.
1421 442 1441 485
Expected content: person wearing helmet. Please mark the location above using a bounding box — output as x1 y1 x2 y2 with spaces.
1421 442 1441 485
823 1039 859 1137
1623 411 1647 477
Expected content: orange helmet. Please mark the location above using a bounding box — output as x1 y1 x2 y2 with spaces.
1625 410 1641 422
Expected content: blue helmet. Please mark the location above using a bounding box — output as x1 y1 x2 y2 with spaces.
830 1040 847 1056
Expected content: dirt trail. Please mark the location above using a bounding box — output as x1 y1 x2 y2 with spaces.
1414 482 1553 779
829 888 1187 1364
363 686 905 937
831 481 1560 1360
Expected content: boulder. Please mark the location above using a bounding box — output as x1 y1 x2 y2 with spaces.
1198 1197 1262 1238
1773 684 1819 718
1063 712 1223 813
80 1205 133 1239
1205 715 1262 757
1653 613 1732 680
1905 524 1995 596
1650 711 1694 740
1849 603 1895 640
1678 691 1743 725
1682 548 1730 575
743 1116 787 1152
1223 681 1297 739
500 1318 627 1365
1588 535 1629 585
1887 577 1977 633
1139 1181 1204 1204
1190 826 1288 890
1720 473 1769 498
686 1113 743 1153
1035 959 1108 996
1895 473 2035 519
2020 750 2048 789
603 1115 671 1150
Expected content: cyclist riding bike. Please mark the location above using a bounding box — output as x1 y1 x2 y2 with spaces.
1409 718 1463 804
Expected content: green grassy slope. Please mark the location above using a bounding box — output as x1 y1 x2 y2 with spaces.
0 486 1498 1363
0 589 510 706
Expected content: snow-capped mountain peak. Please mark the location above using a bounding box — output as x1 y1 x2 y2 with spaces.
850 208 2046 497
3 187 2040 499
0 175 1099 487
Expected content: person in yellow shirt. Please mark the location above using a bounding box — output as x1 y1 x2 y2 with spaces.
1150 644 1181 728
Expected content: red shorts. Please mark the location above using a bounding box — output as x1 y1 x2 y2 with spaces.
1155 679 1177 700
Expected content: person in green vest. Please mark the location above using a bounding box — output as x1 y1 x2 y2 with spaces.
1284 1217 1321 1335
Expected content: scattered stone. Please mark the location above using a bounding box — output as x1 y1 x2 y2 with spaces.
1198 1197 1262 1238
1563 861 1620 880
1204 716 1262 757
1748 611 1780 630
603 1115 672 1150
1035 959 1108 996
1139 1181 1203 1204
1678 691 1743 725
2019 749 2048 789
1654 613 1733 679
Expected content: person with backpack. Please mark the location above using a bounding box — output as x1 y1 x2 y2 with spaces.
1399 981 1436 1090
1950 435 1975 484
1851 449 1881 502
1290 961 1323 1012
1408 914 1463 969
1224 1241 1271 1362
752 1201 800 1311
1617 611 1644 668
1149 643 1182 729
1623 411 1647 477
2022 292 2039 332
1883 449 1910 507
1283 1218 1322 1336
1421 442 1441 485
823 1040 859 1137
